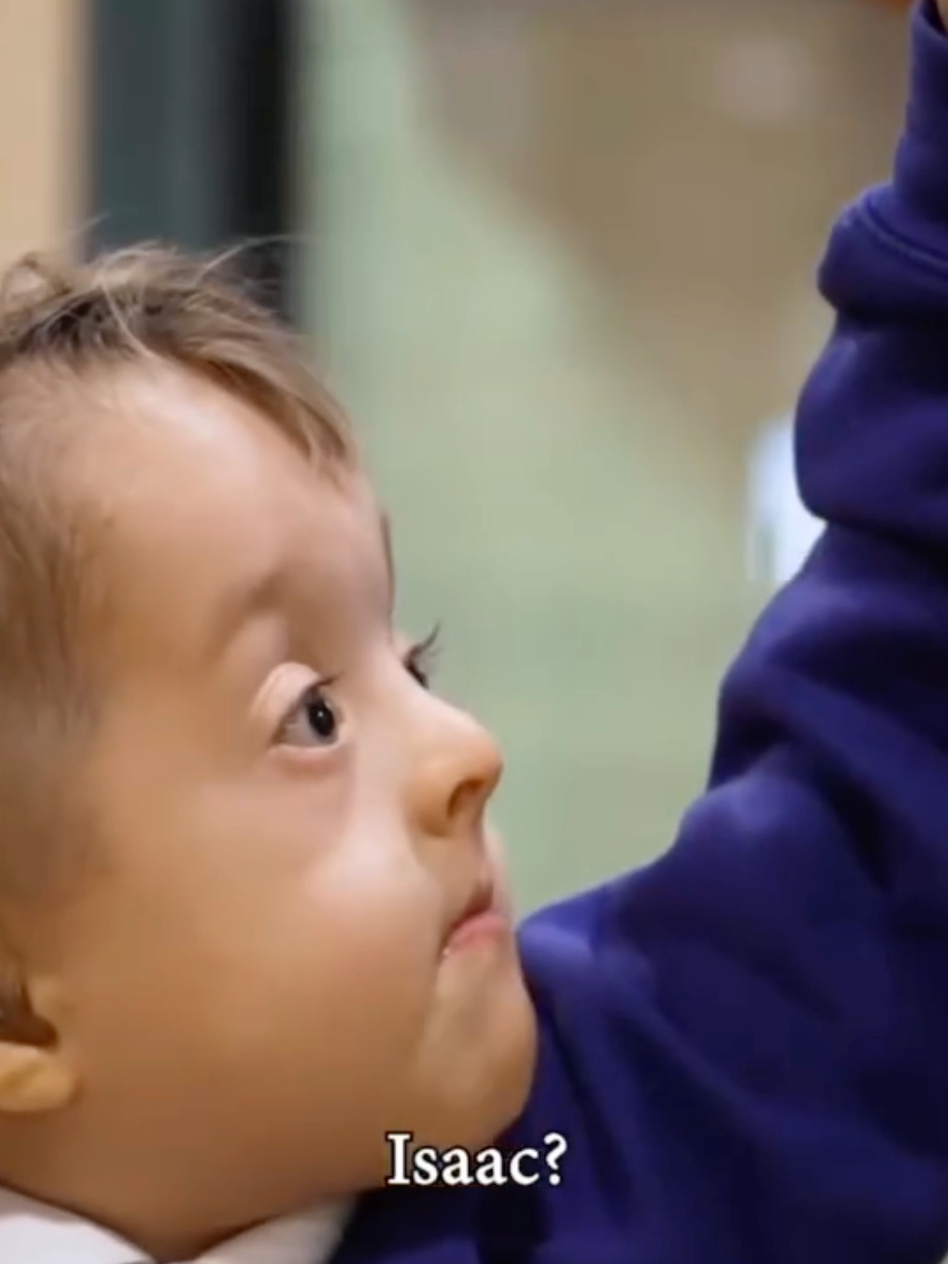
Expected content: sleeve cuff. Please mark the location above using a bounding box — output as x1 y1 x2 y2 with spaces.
906 0 948 141
856 0 948 259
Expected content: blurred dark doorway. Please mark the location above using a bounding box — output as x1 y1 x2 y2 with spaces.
87 0 301 322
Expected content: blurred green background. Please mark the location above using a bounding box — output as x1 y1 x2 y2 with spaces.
301 0 906 913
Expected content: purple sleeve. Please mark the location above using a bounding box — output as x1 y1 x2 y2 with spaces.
517 3 948 1260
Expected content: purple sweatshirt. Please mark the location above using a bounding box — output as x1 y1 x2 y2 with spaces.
336 3 948 1260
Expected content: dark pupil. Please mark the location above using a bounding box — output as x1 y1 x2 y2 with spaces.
307 695 337 740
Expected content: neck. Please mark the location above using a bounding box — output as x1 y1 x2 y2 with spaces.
0 1181 353 1264
0 1116 353 1261
0 1160 345 1263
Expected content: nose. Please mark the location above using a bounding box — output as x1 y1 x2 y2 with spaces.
407 700 504 840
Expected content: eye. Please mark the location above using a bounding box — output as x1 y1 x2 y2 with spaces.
405 624 441 690
277 681 342 748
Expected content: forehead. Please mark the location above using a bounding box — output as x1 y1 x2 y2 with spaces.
84 366 387 664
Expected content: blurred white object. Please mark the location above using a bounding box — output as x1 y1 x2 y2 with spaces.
747 413 823 588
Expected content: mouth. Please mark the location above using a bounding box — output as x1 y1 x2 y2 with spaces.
442 876 507 957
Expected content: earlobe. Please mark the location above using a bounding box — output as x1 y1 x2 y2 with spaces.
0 1042 76 1113
0 974 78 1113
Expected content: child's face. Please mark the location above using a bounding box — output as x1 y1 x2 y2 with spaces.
7 368 536 1243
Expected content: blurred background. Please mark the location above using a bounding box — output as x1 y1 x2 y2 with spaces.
1 0 914 913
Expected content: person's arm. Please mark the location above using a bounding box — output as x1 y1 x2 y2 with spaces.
518 3 948 1260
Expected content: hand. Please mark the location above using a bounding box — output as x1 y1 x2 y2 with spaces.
940 0 948 29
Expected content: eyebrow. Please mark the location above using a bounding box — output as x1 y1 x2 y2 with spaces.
204 565 288 663
205 512 396 662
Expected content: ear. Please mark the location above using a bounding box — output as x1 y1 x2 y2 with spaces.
0 978 77 1114
0 1042 75 1113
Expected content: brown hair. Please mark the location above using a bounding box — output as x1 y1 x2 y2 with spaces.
0 243 354 898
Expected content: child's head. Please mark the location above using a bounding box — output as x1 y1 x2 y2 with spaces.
0 248 536 1257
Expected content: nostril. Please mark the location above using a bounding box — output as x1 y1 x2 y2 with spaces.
446 779 481 827
446 756 502 830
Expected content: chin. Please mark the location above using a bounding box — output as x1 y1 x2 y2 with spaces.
361 987 537 1192
437 970 539 1152
485 987 538 1138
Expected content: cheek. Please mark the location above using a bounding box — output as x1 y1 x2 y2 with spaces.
292 832 441 1041
251 771 445 1076
61 793 442 1101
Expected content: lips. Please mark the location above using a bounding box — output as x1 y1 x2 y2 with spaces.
443 875 498 948
450 877 494 932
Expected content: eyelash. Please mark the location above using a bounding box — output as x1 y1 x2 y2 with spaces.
405 623 441 690
275 624 442 747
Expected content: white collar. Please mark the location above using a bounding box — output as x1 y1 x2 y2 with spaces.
0 1185 351 1264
